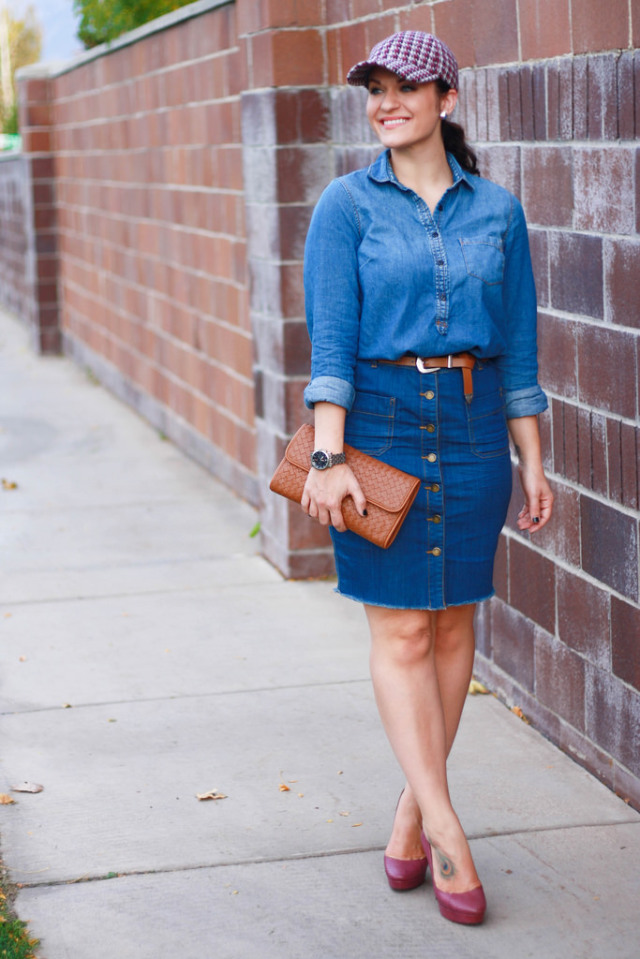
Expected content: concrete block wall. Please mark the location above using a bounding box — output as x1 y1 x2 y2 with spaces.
5 0 640 806
1 76 60 354
447 36 640 805
244 0 640 806
0 155 35 329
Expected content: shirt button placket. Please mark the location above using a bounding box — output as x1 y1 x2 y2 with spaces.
430 225 448 333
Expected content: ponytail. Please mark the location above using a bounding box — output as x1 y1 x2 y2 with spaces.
436 80 480 176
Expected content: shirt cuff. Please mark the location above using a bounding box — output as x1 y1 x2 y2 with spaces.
504 384 549 419
304 376 355 411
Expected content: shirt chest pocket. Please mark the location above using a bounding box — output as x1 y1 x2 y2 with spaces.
459 238 505 286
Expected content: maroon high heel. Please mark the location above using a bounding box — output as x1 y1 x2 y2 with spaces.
384 790 429 891
384 852 428 891
420 832 486 924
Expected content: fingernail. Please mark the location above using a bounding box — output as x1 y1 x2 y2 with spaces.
532 517 540 524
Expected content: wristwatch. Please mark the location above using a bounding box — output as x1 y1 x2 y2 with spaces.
310 449 347 470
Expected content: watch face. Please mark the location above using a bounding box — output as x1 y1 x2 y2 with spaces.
311 450 330 470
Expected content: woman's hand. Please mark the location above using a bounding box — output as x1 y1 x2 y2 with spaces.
301 464 367 532
508 414 554 534
516 463 554 533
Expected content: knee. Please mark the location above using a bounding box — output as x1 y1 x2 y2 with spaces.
387 620 436 666
434 612 475 655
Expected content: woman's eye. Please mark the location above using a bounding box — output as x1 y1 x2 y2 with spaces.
368 86 383 95
400 84 416 92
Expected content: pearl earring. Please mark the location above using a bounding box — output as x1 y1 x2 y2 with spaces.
440 111 447 119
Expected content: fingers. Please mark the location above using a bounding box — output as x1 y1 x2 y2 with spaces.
329 504 346 532
350 484 368 519
517 492 554 534
301 465 367 532
530 494 553 532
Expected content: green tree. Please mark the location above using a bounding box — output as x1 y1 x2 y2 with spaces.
0 4 41 134
74 0 196 49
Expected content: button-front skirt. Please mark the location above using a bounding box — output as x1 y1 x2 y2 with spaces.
330 359 512 609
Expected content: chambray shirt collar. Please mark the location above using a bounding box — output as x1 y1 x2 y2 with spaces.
367 148 476 191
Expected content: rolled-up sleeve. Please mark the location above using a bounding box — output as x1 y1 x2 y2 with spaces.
303 180 362 411
495 197 548 419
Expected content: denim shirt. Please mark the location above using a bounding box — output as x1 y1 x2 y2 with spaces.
303 150 547 419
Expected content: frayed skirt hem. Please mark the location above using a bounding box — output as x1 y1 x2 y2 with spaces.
333 586 496 611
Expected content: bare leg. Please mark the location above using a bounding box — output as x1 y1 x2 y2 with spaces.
367 603 481 893
389 604 477 857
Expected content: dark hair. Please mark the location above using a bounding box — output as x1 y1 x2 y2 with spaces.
436 80 479 175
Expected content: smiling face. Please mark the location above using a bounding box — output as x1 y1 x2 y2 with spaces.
365 67 457 152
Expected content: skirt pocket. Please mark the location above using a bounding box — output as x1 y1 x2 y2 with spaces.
465 388 509 459
345 390 395 456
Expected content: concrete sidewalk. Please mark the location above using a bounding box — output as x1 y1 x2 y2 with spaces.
1 308 639 959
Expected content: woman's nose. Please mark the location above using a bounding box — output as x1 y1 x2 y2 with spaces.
380 91 400 111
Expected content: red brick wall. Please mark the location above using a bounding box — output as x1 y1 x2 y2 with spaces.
18 0 255 499
8 0 640 805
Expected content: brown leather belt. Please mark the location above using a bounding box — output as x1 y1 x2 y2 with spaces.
379 352 476 402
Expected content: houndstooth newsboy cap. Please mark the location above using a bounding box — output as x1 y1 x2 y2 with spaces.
346 31 459 90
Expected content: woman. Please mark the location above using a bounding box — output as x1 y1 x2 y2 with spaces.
301 31 553 925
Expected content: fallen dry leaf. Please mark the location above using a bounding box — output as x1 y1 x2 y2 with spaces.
11 782 44 794
297 792 304 798
339 811 349 817
196 790 227 801
351 822 363 828
0 794 16 805
1 478 18 490
468 679 488 695
511 705 530 724
18 656 27 662
279 783 290 792
62 703 73 709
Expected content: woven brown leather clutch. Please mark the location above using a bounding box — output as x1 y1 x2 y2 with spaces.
269 424 421 550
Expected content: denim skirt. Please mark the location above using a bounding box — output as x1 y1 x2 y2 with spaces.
330 358 512 609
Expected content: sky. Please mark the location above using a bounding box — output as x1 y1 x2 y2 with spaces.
10 0 83 64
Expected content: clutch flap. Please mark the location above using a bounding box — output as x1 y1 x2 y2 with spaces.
284 423 314 471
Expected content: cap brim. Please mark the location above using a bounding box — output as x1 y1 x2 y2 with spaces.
346 58 439 87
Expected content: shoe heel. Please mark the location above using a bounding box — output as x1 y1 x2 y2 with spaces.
383 792 429 891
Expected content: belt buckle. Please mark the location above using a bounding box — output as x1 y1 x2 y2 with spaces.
416 357 439 374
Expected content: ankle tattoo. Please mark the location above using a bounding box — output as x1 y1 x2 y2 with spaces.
435 847 456 881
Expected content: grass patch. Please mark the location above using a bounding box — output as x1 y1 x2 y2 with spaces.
0 859 40 959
